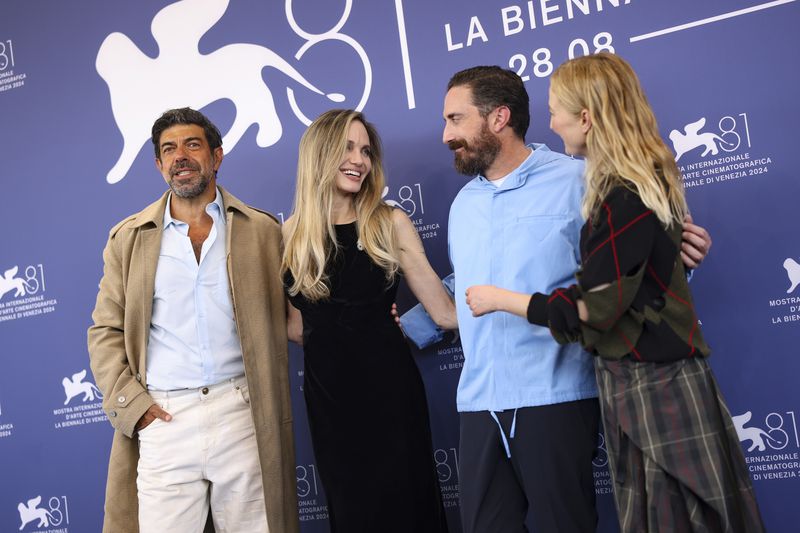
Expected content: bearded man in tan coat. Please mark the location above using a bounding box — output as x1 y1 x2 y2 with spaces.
88 108 298 533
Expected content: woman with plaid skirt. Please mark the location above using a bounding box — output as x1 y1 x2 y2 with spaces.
463 53 764 532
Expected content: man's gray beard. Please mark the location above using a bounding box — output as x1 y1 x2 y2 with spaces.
170 173 212 198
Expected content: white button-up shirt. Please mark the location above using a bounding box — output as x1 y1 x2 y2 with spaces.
146 188 244 390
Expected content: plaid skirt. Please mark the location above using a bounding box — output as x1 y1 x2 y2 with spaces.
594 356 764 533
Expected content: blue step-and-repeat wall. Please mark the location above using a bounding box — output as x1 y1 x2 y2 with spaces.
1 1 798 531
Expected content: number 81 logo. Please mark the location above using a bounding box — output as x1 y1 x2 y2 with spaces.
733 410 798 453
17 495 69 530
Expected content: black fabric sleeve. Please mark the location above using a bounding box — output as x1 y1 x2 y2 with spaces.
526 293 549 326
580 188 656 289
527 286 582 344
577 187 656 334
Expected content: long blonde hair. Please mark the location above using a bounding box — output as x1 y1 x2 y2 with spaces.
550 53 687 226
282 109 399 301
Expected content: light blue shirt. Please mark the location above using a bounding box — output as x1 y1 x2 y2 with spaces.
146 188 244 390
448 144 598 412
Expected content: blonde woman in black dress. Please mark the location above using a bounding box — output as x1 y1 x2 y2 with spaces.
282 109 455 532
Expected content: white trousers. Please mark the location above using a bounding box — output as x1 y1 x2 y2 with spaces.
137 376 268 533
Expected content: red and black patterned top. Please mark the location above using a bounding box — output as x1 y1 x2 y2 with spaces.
527 186 711 362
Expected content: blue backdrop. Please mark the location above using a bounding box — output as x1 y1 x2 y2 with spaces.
1 1 798 531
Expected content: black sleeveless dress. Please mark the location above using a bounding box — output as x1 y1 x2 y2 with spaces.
285 222 448 533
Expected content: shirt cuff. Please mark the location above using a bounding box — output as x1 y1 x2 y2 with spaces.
400 302 445 349
526 292 549 326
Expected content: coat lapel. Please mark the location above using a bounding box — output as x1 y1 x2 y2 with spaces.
138 228 160 370
220 186 250 316
132 192 168 377
225 206 238 314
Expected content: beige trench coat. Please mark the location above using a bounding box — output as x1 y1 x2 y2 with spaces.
87 187 298 533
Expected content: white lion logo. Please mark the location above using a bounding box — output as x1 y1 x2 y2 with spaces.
669 117 734 161
18 496 54 530
62 369 104 405
783 258 800 294
732 411 779 452
96 0 344 184
0 266 30 301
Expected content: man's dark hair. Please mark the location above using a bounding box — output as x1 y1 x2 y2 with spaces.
151 107 223 159
447 66 530 140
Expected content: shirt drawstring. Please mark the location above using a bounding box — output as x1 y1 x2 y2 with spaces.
490 408 518 458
